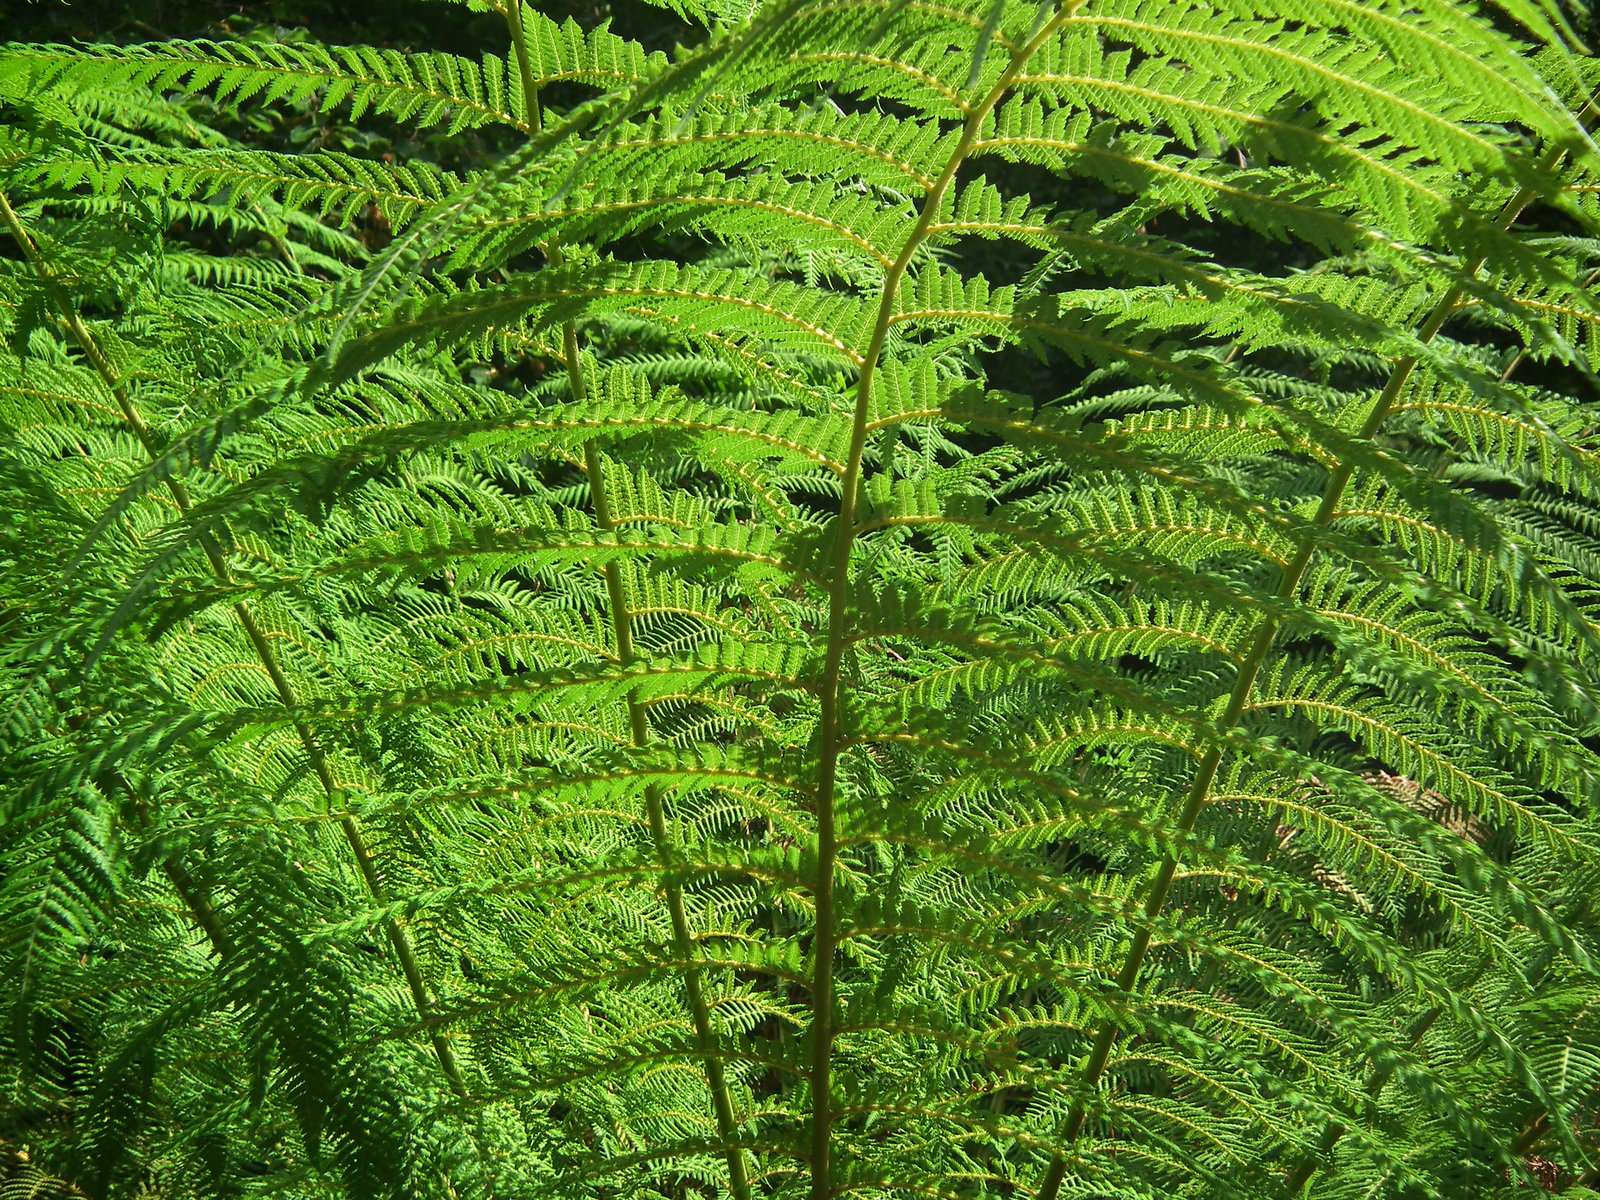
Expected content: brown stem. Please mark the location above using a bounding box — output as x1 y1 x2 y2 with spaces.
1513 1113 1553 1159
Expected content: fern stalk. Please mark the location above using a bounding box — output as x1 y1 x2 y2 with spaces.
1274 131 1593 1194
48 683 236 959
1035 160 1558 1200
1280 990 1450 1194
122 769 235 960
582 438 756 1200
0 184 469 1101
808 9 1080 1196
504 8 755 1194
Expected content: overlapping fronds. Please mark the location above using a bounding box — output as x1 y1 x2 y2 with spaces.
2 0 1599 1197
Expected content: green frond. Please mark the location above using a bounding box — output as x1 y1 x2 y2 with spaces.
4 0 1599 1196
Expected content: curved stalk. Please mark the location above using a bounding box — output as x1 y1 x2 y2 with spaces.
123 770 235 959
49 685 236 959
1271 142 1591 1197
0 187 468 1099
583 441 756 1200
1035 165 1558 1200
809 11 1079 1199
504 8 753 1196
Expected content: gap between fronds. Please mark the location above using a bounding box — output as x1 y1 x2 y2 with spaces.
1034 124 1592 1200
0 185 470 1101
504 5 757 1197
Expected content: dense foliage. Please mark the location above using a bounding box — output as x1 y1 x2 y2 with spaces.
4 0 1600 1197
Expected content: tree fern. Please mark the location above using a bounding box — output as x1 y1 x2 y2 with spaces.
3 0 1600 1197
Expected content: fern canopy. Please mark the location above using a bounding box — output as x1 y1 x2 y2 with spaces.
2 0 1600 1198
